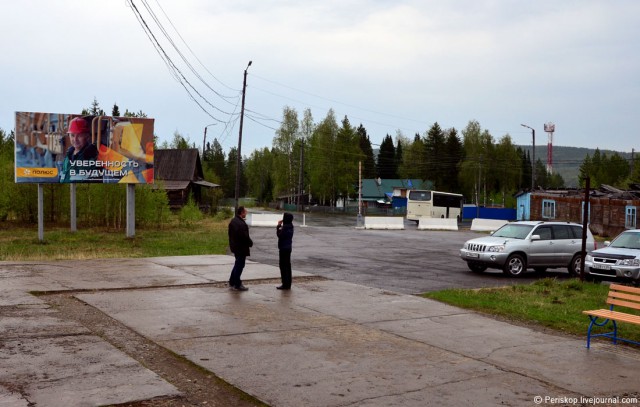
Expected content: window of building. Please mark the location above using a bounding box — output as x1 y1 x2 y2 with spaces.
542 200 556 219
581 201 591 223
626 206 637 229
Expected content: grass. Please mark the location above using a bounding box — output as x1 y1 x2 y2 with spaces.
423 278 640 344
0 218 230 261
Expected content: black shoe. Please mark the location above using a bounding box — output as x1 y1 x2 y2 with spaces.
234 285 248 291
276 286 290 290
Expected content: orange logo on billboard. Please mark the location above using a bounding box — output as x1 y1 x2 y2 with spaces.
16 167 59 178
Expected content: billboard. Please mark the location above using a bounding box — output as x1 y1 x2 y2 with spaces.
15 112 154 184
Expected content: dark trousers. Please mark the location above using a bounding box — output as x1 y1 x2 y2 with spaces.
229 254 246 287
279 249 292 288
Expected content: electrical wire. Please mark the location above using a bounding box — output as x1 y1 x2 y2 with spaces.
151 0 240 93
128 0 228 123
139 0 240 107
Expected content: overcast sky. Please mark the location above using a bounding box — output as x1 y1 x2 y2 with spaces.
2 0 639 156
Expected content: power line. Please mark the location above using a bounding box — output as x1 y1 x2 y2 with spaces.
127 0 240 126
150 0 240 93
139 0 240 106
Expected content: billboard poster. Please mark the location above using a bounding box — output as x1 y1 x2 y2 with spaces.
15 112 154 184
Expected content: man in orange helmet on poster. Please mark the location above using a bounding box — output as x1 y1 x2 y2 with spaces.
60 116 99 182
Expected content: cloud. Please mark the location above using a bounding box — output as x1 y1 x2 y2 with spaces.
1 0 639 154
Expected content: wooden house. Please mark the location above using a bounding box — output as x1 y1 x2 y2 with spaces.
154 148 219 209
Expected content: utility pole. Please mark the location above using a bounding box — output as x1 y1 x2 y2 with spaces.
521 124 536 190
357 161 363 227
203 123 216 161
297 138 304 211
235 60 252 210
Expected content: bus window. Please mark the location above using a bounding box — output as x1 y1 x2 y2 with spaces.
408 191 431 201
407 190 463 221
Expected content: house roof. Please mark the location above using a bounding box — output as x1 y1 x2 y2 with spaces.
361 179 432 201
523 185 640 200
154 180 190 191
154 148 219 188
155 148 204 181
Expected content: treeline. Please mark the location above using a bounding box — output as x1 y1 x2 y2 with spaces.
234 107 640 208
578 149 640 188
234 107 564 208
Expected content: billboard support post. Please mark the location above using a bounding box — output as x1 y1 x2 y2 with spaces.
126 184 135 238
38 184 44 242
70 184 77 232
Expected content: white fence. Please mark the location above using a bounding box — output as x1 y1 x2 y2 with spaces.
364 216 405 230
417 218 458 231
247 213 283 227
470 218 508 232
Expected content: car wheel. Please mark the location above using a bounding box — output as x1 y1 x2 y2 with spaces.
503 254 526 277
533 267 547 274
467 263 487 273
568 254 582 277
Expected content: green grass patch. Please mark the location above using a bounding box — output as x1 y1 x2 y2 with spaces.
0 218 230 261
423 278 640 344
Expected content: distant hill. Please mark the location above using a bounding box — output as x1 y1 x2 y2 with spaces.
519 146 635 187
373 146 635 188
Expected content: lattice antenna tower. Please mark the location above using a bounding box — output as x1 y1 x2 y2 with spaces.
544 122 555 174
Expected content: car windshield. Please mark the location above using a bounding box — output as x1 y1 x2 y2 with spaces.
492 224 535 239
610 231 640 250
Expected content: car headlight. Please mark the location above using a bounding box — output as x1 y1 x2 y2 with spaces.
585 254 593 262
619 258 640 267
488 245 505 253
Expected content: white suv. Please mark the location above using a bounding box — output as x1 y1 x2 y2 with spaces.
584 229 640 284
460 221 597 277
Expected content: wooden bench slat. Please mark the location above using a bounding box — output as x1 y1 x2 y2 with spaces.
608 298 640 311
608 290 640 302
583 309 640 325
609 283 640 295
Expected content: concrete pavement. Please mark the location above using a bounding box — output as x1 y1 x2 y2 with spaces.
1 255 639 406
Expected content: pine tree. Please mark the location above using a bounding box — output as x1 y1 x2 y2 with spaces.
377 134 397 179
357 125 376 179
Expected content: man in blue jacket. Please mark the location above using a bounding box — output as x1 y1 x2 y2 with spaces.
276 212 294 290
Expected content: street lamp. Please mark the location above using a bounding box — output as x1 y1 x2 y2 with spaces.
235 60 252 211
203 123 216 159
521 124 535 190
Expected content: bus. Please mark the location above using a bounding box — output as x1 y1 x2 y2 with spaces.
406 190 464 222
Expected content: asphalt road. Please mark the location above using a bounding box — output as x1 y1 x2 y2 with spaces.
247 213 575 294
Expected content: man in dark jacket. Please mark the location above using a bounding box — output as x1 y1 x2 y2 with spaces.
228 206 253 291
276 212 294 290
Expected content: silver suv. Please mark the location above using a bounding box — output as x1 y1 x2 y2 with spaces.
584 229 640 284
460 221 596 277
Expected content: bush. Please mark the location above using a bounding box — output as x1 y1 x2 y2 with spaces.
179 196 204 226
136 184 171 227
213 206 233 222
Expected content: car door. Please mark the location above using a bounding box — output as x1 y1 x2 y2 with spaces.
550 224 576 266
528 225 555 266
